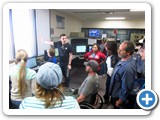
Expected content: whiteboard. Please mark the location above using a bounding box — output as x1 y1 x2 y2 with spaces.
88 38 97 45
36 9 50 56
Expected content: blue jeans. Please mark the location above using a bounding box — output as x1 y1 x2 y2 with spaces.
10 100 21 109
99 62 107 75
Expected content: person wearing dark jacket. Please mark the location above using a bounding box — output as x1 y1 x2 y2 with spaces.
108 41 136 109
103 40 119 104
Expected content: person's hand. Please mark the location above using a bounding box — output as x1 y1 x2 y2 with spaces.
68 64 71 70
115 99 123 107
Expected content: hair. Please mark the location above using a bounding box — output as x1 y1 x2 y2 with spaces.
15 49 28 97
35 83 64 108
102 38 107 44
60 33 66 38
92 43 100 50
123 41 135 55
142 44 145 49
142 38 145 49
48 48 55 57
106 40 118 56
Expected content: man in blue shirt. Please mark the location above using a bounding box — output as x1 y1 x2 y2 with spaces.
109 41 136 109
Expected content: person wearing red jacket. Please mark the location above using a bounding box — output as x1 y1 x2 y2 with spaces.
84 43 106 74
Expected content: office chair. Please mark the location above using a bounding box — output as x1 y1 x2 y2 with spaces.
63 88 103 109
44 50 50 61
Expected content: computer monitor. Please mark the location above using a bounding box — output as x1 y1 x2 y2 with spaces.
89 29 101 38
76 45 86 53
26 57 37 68
88 45 92 52
54 48 59 57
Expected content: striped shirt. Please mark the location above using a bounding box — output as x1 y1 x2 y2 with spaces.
19 96 80 109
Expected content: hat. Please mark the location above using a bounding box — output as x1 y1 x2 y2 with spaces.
36 62 62 90
84 60 99 72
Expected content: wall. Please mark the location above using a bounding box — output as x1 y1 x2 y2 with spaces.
50 10 145 42
36 9 50 56
82 20 145 29
50 10 82 42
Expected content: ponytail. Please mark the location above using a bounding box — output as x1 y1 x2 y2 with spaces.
18 59 27 97
16 49 28 97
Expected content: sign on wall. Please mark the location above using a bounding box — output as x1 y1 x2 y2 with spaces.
56 15 65 29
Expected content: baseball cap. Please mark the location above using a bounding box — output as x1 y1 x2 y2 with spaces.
84 60 99 72
36 62 62 90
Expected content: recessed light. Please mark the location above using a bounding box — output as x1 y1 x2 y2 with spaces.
105 17 125 20
130 9 144 12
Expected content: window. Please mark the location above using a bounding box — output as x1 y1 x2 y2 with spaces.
10 9 36 59
9 9 50 59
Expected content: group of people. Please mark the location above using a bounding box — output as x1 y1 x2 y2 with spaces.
9 33 145 109
83 38 145 109
9 33 99 109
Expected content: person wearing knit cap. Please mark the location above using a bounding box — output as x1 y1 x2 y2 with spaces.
77 60 99 103
19 62 80 109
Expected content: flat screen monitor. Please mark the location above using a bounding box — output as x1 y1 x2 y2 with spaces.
89 29 101 38
88 45 92 52
76 45 86 53
54 48 59 57
26 57 37 68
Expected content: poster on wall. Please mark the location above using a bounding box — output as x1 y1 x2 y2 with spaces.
56 15 65 29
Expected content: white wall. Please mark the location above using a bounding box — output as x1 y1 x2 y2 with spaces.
50 10 144 42
82 20 145 29
36 9 50 56
50 10 82 39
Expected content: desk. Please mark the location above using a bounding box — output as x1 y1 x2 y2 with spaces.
72 55 86 67
72 55 84 60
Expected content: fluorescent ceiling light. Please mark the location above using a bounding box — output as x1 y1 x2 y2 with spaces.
105 17 125 20
130 9 144 12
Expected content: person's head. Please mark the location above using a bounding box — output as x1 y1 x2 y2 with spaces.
15 49 28 64
105 40 117 56
48 48 55 57
140 43 145 60
15 49 28 96
102 38 107 44
92 43 100 53
60 33 67 45
36 62 64 108
118 41 134 60
84 60 99 73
